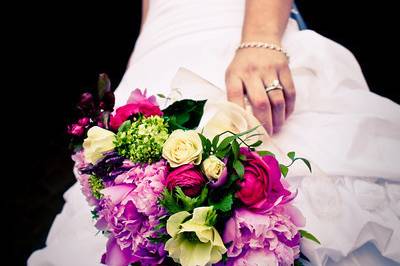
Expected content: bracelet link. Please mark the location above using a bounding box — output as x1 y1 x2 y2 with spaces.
237 42 289 60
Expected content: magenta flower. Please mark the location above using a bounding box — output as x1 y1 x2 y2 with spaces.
109 89 162 131
165 164 207 197
223 206 305 266
96 160 169 266
236 148 294 213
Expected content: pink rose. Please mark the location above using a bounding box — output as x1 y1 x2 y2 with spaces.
109 89 162 131
166 164 207 197
236 148 293 213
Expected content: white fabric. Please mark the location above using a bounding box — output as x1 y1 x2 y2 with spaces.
29 0 400 265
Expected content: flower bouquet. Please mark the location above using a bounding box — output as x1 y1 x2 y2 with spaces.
68 74 319 266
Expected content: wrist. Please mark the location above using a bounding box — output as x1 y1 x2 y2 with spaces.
241 32 282 45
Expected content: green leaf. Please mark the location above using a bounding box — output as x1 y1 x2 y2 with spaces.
118 120 132 133
198 133 212 155
162 99 207 130
279 164 289 177
157 93 166 98
257 150 275 157
97 73 111 99
299 229 321 244
212 134 220 150
159 189 182 214
249 140 262 147
233 159 245 178
299 158 312 173
239 154 247 161
217 135 236 151
287 151 296 160
231 140 240 160
211 194 233 212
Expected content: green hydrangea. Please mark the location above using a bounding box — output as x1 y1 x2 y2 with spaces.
115 115 169 163
89 175 104 199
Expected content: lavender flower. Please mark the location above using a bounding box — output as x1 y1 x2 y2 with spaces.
96 160 169 265
223 206 305 266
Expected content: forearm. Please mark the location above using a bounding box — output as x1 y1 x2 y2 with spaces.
141 0 150 31
242 0 292 44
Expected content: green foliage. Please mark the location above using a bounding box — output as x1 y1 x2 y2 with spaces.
114 116 169 163
160 186 209 214
299 229 321 244
279 151 313 178
89 175 104 199
209 194 233 212
163 99 207 131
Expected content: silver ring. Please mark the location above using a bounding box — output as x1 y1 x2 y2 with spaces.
265 79 283 93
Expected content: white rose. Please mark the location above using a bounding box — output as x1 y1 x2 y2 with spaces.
201 155 226 180
83 126 116 164
162 129 202 167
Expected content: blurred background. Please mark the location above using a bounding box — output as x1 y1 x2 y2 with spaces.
9 1 398 265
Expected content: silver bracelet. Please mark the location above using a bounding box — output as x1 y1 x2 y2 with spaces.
237 42 289 60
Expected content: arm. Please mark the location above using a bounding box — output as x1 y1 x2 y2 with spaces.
141 0 150 31
226 0 295 135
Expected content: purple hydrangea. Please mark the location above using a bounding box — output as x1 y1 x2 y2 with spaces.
223 205 305 266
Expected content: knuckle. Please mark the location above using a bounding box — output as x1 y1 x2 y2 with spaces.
272 98 285 110
285 89 296 101
244 63 259 74
253 99 268 110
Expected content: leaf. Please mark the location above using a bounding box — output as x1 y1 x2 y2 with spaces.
298 158 312 173
97 73 111 99
249 140 262 147
159 189 182 214
287 151 296 160
233 159 245 178
279 164 289 177
198 133 212 155
174 186 209 212
239 154 247 161
157 93 166 98
257 150 275 157
217 135 236 151
162 99 207 129
174 112 190 125
211 194 233 212
212 134 220 150
231 140 240 160
299 229 321 244
118 120 132 132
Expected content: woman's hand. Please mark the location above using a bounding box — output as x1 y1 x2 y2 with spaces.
225 47 296 135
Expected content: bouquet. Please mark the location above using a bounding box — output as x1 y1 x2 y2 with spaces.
68 74 319 266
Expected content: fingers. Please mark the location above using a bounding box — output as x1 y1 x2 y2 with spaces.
226 73 245 108
279 66 296 117
243 77 273 134
262 73 286 134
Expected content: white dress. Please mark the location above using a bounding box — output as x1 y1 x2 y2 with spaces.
29 0 400 265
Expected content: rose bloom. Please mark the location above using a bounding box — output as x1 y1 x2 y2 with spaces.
236 148 293 213
109 89 162 131
162 129 203 168
201 155 227 181
166 164 206 197
83 126 116 164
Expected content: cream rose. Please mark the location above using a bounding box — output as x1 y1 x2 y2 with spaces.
162 129 202 167
201 155 226 180
83 126 116 164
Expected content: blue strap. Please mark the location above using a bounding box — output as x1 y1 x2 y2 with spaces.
291 3 307 30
